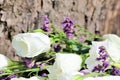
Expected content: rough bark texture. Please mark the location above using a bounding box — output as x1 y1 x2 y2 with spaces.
0 0 120 60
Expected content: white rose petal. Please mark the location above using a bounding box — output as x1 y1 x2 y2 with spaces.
85 41 108 71
58 72 81 80
55 53 82 73
0 54 9 70
85 34 120 71
12 32 50 57
11 76 40 80
103 34 120 63
84 76 120 80
47 64 60 80
47 53 82 80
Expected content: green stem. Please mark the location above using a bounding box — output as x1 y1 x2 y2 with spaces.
0 67 40 76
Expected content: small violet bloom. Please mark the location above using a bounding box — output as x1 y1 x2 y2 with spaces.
85 41 110 72
92 46 109 72
62 17 76 38
24 58 36 68
39 63 47 70
111 67 120 76
53 44 61 52
41 16 50 32
1 74 16 80
42 73 48 77
8 74 16 79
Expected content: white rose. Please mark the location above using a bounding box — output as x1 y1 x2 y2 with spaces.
85 34 120 72
12 32 50 57
0 54 9 70
47 53 82 80
55 53 82 73
11 76 40 80
84 76 120 80
85 40 109 71
103 34 120 63
58 72 81 80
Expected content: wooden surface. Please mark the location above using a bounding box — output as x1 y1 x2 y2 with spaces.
0 0 120 60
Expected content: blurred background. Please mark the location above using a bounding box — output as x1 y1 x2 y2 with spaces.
0 0 120 60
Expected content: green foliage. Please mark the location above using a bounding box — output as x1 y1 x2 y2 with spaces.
72 73 110 80
72 75 83 80
0 20 103 79
112 63 120 69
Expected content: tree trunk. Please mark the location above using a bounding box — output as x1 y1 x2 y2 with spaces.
0 0 120 60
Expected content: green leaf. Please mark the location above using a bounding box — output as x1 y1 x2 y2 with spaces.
72 75 83 80
30 29 45 33
112 63 120 69
72 44 79 51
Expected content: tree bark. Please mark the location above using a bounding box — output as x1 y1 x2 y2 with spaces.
0 0 120 60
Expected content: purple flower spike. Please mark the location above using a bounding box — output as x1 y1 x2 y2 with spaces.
92 64 102 72
40 63 47 70
61 17 76 38
111 67 120 76
102 61 109 72
92 62 109 72
80 35 86 43
53 44 61 52
92 46 110 73
96 46 109 61
8 74 16 79
42 73 47 77
103 61 109 68
80 70 89 75
0 71 3 74
41 16 50 32
2 74 16 80
24 58 36 68
62 18 74 28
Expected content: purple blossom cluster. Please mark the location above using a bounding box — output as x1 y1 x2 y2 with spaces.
41 16 50 32
111 67 120 76
92 46 109 72
62 17 76 38
24 58 48 76
0 74 16 80
96 46 109 61
24 58 36 68
53 44 61 52
92 62 109 72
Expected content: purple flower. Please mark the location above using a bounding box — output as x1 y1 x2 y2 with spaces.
102 61 109 72
103 61 109 68
24 58 36 68
53 44 61 52
61 17 76 38
42 73 47 77
92 62 109 72
92 46 109 72
1 74 16 80
92 64 102 72
80 70 89 75
62 18 74 27
0 71 3 74
111 67 120 76
41 16 50 32
79 35 86 43
96 46 109 61
40 63 47 70
7 74 16 79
